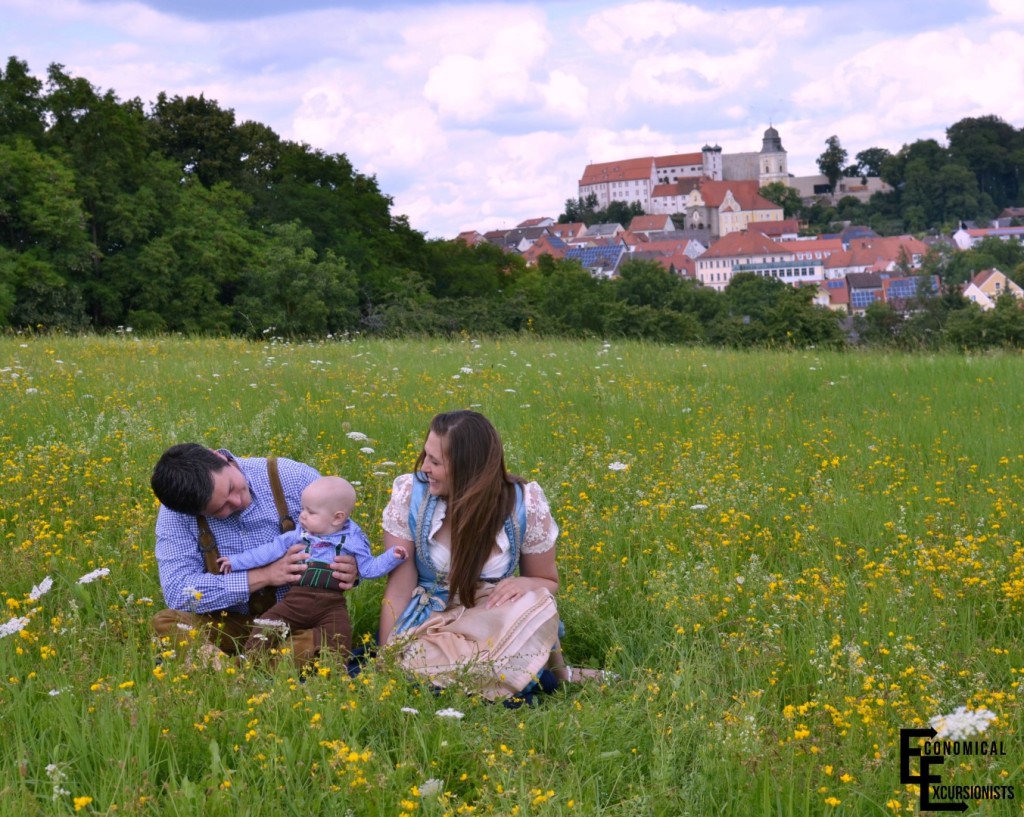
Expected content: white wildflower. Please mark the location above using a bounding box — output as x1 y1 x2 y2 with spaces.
401 707 419 715
735 576 745 586
346 431 368 441
253 617 290 639
608 461 628 471
30 576 53 600
25 387 38 394
77 567 110 584
690 503 708 511
460 367 473 374
419 778 445 796
359 447 375 454
436 708 464 719
1 616 30 639
929 707 997 740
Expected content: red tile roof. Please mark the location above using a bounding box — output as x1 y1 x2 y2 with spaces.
579 157 655 185
629 214 675 232
655 152 703 167
823 236 927 270
749 219 799 237
701 230 779 258
781 237 843 256
522 234 568 265
698 179 779 211
652 179 702 199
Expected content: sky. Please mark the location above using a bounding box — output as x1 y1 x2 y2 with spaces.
2 0 1023 239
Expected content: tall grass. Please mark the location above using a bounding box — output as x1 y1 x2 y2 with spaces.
1 335 1022 815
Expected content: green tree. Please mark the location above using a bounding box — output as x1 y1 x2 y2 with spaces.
0 56 45 143
848 147 892 181
947 114 1024 210
817 136 848 196
879 139 948 188
613 258 681 308
529 255 607 335
421 238 523 300
121 182 258 333
559 193 599 224
983 292 1024 347
759 182 802 218
856 300 901 346
233 221 358 336
150 92 244 189
0 137 96 327
604 199 644 226
43 63 156 322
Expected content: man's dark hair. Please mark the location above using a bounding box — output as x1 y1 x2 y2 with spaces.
151 443 230 515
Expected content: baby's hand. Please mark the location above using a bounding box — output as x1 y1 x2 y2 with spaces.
217 556 233 574
394 545 409 561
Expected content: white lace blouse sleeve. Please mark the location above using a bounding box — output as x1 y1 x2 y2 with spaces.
382 473 415 541
521 481 558 554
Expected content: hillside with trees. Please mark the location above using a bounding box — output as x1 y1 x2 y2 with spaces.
2 57 1023 349
783 121 1024 235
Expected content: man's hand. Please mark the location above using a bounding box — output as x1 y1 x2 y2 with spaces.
330 553 359 591
258 543 309 587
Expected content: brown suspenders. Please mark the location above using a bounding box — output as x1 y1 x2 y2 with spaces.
196 456 295 616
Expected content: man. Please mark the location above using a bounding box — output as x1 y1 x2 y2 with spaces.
150 443 359 665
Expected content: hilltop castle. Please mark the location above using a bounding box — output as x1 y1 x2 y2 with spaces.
578 126 789 216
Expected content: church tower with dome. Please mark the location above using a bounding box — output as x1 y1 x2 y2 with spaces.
758 125 788 185
719 124 790 185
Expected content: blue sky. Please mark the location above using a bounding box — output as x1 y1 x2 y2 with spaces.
2 0 1021 238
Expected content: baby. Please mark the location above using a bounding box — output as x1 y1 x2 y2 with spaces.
219 475 407 657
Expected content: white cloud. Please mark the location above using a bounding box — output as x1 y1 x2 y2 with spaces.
792 26 1024 152
539 70 588 120
989 0 1024 21
420 14 550 121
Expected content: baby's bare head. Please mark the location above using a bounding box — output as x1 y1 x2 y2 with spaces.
299 476 357 535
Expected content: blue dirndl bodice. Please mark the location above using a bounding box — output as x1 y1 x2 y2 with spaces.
392 475 525 634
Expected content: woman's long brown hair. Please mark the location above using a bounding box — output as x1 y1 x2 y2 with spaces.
414 410 523 608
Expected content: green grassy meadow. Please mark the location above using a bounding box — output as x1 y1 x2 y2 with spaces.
1 335 1022 816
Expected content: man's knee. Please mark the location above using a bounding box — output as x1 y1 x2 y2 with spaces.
151 608 250 653
152 608 197 639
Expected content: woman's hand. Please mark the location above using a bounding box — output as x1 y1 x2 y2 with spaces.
485 575 549 609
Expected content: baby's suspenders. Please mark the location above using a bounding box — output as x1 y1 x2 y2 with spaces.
196 456 295 615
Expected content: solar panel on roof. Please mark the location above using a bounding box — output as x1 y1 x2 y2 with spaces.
851 290 878 308
886 280 916 299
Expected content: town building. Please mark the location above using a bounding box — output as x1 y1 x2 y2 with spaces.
962 268 1024 309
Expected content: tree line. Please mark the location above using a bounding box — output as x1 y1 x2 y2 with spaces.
1 57 1023 349
762 118 1024 236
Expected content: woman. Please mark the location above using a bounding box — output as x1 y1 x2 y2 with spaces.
378 410 571 700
